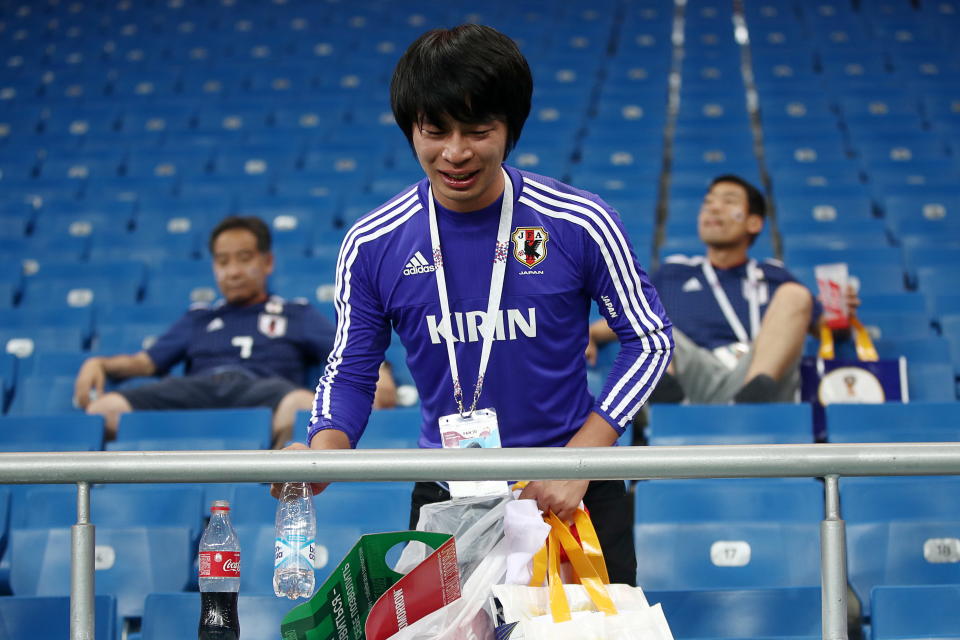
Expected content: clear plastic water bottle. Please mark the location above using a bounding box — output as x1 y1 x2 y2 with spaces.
274 482 317 600
199 500 241 639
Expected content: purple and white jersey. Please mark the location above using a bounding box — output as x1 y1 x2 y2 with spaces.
309 165 673 449
147 295 335 384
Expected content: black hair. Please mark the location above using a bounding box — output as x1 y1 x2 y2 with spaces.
390 24 533 160
208 216 272 254
709 174 767 219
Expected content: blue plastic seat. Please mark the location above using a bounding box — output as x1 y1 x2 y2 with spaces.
635 479 824 590
359 406 422 449
18 484 205 534
649 586 820 640
826 402 960 443
0 414 103 451
109 407 273 451
0 595 117 640
841 476 960 616
5 376 83 416
141 592 293 639
905 361 957 401
10 525 194 620
871 584 960 640
647 404 814 446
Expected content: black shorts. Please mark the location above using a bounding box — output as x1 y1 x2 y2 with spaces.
409 479 637 586
118 371 299 412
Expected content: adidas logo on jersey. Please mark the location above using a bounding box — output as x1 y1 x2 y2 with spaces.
403 251 435 276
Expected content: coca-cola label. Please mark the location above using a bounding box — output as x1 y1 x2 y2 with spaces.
199 551 241 578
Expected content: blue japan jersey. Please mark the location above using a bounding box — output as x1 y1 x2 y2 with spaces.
146 295 336 385
310 165 674 449
652 255 821 351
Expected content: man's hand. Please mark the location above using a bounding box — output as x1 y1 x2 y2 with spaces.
584 336 599 367
845 283 862 319
74 357 106 409
518 479 590 523
269 442 329 498
373 361 398 409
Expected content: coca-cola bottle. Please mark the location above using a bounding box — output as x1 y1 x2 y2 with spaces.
198 500 241 640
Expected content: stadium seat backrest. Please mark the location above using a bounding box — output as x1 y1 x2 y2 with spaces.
10 525 194 620
826 402 960 443
19 484 205 534
0 414 103 451
634 479 823 590
841 477 960 616
0 595 117 640
871 584 960 640
648 587 821 639
141 592 292 640
113 407 273 450
647 404 813 445
357 406 422 449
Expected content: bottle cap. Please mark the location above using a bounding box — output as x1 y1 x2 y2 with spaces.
211 500 231 512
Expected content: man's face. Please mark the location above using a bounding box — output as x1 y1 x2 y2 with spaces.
697 181 763 249
211 228 273 306
411 115 509 212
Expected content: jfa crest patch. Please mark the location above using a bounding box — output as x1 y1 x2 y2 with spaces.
257 313 287 338
511 226 548 268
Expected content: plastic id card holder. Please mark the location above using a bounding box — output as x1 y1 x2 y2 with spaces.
439 408 510 499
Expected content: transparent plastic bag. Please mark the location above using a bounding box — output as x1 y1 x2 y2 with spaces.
395 494 511 582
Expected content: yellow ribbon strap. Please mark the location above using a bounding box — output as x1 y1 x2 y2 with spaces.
850 317 879 362
529 543 547 587
546 512 618 616
573 509 610 585
818 319 835 361
547 529 571 622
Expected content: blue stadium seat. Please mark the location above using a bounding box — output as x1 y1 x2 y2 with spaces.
18 484 205 535
108 408 273 451
5 377 83 417
9 526 194 621
141 592 295 639
841 476 960 617
359 406 421 449
647 404 814 446
0 415 103 451
906 362 957 401
648 587 821 640
293 406 421 450
871 584 960 640
18 259 147 309
634 479 823 589
0 595 117 640
825 402 960 443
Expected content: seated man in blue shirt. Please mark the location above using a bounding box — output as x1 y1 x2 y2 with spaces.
589 174 858 404
74 215 396 447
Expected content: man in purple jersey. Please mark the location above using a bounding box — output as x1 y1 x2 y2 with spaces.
74 216 396 447
278 24 673 585
589 174 859 404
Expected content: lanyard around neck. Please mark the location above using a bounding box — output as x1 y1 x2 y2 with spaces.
427 169 514 417
701 258 761 344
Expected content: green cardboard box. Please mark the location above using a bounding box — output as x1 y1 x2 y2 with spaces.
281 530 460 640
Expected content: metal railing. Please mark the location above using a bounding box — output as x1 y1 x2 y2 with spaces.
3 442 960 640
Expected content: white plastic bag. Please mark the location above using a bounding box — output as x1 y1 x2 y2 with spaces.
388 495 552 640
395 494 510 582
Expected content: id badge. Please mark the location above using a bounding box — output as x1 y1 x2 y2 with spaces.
439 408 509 499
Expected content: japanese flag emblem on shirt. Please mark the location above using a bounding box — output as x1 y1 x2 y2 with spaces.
258 313 288 338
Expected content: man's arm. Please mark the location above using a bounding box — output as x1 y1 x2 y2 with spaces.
74 352 156 409
518 411 619 521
